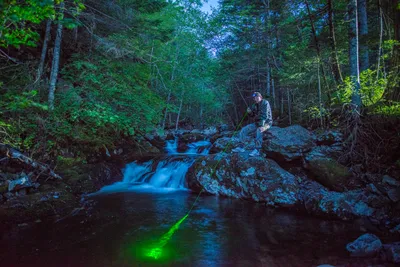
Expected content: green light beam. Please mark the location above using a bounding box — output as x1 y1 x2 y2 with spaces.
146 214 189 259
144 112 249 260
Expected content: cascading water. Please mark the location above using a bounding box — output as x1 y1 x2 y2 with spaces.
96 137 211 194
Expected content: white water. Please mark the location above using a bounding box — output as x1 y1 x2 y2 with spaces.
95 137 212 194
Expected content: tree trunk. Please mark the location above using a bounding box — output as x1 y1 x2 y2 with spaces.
394 0 400 44
318 63 323 126
272 78 276 110
348 0 362 109
305 0 331 102
266 61 271 97
327 0 343 82
287 88 291 125
175 92 184 131
36 19 51 83
162 45 179 129
48 2 64 111
162 90 172 129
358 0 369 71
376 0 383 79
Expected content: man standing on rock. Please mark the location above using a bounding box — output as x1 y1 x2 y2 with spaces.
232 92 273 156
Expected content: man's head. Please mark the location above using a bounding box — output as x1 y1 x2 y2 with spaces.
252 92 262 103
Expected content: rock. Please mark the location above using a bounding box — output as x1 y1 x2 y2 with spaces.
217 124 230 132
367 183 382 195
178 133 207 152
209 137 241 154
382 242 400 263
304 148 350 191
307 145 343 160
387 188 400 202
263 125 315 162
200 126 218 136
346 233 382 257
301 180 375 220
316 130 343 146
187 153 300 207
390 224 400 234
382 175 400 187
7 174 33 192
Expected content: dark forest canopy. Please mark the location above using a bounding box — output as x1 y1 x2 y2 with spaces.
0 0 399 171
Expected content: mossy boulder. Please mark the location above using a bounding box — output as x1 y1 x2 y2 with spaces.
304 147 350 191
187 152 300 207
263 125 316 162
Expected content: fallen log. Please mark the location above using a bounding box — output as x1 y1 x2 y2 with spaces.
0 143 62 180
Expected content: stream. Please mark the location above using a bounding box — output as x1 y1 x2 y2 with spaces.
0 139 393 266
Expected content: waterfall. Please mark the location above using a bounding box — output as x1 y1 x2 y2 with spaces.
95 137 212 194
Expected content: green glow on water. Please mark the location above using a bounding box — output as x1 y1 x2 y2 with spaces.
145 214 189 259
122 113 249 264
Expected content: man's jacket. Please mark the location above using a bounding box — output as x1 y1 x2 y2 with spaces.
249 99 273 127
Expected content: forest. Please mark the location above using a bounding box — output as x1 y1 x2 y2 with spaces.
1 0 399 171
1 0 400 265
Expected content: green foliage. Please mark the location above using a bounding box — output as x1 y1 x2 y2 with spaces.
373 102 400 116
303 105 329 120
54 54 165 147
333 69 386 106
0 0 84 48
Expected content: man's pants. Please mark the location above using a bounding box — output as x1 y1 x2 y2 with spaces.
239 123 270 149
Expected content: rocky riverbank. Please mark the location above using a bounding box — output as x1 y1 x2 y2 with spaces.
1 124 400 263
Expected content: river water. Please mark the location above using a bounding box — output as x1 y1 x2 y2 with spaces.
0 139 394 266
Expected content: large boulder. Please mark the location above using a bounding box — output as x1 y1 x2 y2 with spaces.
263 125 315 162
346 233 382 257
187 152 300 207
300 180 376 220
304 146 350 191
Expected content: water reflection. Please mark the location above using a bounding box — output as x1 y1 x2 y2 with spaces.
0 192 394 267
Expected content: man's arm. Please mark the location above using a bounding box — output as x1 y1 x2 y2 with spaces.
247 104 256 117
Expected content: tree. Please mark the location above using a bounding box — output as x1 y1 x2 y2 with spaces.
357 0 369 71
348 0 362 110
48 2 65 110
327 0 343 82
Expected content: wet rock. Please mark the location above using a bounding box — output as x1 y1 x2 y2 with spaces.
382 242 400 263
306 145 343 160
304 149 350 191
191 127 218 136
382 175 400 187
187 153 300 207
209 137 241 154
390 224 400 234
346 233 382 257
217 124 231 132
367 183 382 195
263 125 315 162
178 133 207 152
387 188 400 202
301 180 375 220
7 174 33 192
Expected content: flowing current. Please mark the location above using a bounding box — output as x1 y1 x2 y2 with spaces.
96 138 212 194
1 136 395 266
